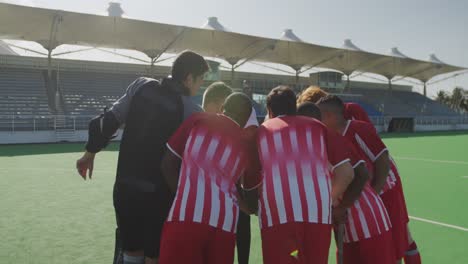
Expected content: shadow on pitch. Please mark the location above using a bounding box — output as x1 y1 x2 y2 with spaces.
0 142 119 157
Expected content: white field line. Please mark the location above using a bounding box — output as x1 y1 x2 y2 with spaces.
394 156 468 165
3 167 114 173
409 216 468 232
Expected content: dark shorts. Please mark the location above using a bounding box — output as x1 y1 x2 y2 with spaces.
113 182 174 258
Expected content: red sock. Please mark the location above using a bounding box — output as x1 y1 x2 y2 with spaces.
404 242 421 264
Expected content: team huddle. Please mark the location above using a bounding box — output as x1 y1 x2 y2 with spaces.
76 51 422 264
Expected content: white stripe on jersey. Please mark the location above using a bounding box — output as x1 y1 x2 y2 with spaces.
193 170 206 223
232 156 241 177
262 184 273 227
205 138 219 161
316 165 331 223
320 134 325 160
326 173 332 224
219 146 232 168
192 134 205 156
260 136 270 161
355 134 376 161
362 191 381 234
209 181 221 227
301 162 318 223
222 197 234 232
354 202 371 239
305 129 313 152
287 161 303 222
372 191 391 231
179 166 191 221
389 169 397 183
272 164 287 224
289 129 299 154
273 132 284 154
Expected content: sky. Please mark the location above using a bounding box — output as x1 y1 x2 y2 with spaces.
1 0 467 97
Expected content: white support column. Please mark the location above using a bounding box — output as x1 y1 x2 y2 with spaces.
423 82 427 97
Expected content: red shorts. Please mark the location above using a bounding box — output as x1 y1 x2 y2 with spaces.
343 230 395 264
159 222 235 264
261 222 332 264
381 179 409 259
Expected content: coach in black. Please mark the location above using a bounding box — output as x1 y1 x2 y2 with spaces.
76 51 209 264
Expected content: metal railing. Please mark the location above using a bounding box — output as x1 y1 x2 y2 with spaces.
369 115 468 127
0 115 95 132
1 114 467 133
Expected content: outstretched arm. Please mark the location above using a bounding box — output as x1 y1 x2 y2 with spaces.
76 109 120 180
76 78 150 180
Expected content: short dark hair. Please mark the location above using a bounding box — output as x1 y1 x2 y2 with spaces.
172 51 209 82
202 82 233 107
316 95 345 116
267 86 296 117
223 92 252 127
297 102 322 120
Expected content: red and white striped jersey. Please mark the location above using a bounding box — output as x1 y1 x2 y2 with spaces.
166 113 259 233
257 115 351 229
344 104 400 193
340 139 392 242
343 183 392 242
342 120 396 193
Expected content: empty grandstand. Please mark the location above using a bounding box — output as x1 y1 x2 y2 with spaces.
1 53 466 142
0 2 467 143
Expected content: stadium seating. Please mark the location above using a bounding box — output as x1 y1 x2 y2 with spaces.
0 67 459 123
335 88 458 117
0 68 50 116
59 71 141 115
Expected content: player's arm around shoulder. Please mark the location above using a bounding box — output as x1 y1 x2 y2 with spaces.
75 77 149 180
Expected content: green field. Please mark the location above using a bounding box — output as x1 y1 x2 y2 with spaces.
1 131 467 263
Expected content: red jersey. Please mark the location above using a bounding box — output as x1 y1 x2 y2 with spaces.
344 102 372 124
344 103 400 192
257 115 351 229
166 113 258 233
342 120 396 193
333 139 392 242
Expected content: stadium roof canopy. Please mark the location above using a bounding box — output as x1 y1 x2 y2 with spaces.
0 2 465 83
